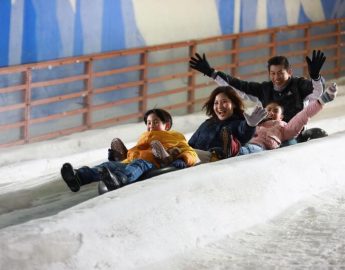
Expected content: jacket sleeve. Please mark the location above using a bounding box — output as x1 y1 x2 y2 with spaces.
236 120 257 144
282 100 323 141
214 70 265 102
188 124 202 148
303 77 325 104
296 77 314 102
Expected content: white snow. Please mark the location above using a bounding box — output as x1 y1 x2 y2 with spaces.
0 86 345 269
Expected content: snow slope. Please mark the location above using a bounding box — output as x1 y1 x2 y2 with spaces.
0 87 345 269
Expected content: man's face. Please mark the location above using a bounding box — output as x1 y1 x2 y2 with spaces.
269 65 292 90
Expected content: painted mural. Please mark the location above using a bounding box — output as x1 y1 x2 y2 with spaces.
0 0 344 67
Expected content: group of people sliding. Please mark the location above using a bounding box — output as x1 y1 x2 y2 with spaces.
61 50 338 193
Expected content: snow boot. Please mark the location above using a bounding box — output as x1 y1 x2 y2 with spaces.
221 127 240 158
108 138 128 161
61 163 81 192
297 127 328 143
100 166 127 191
151 140 172 166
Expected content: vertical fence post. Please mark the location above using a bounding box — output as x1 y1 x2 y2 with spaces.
188 43 196 114
23 68 32 143
139 51 148 119
84 59 93 128
303 27 311 77
336 21 341 78
231 37 239 77
270 31 276 58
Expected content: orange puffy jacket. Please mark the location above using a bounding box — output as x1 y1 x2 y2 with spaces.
123 130 198 168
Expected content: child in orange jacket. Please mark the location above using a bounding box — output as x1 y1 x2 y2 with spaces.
61 108 198 192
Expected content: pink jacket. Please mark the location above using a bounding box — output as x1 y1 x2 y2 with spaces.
250 100 323 149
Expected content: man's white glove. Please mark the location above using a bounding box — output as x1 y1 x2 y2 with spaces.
318 83 338 105
244 106 268 127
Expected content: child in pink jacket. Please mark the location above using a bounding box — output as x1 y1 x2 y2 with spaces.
239 83 338 155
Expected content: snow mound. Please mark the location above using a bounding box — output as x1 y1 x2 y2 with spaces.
0 131 344 269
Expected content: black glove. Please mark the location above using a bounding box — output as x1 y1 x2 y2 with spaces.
171 159 187 169
305 50 326 80
108 149 115 161
189 53 214 77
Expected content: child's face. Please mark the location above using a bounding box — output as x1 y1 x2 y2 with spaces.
146 113 168 131
266 103 284 120
213 93 234 120
269 65 292 90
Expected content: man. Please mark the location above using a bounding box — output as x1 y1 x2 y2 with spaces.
189 50 327 144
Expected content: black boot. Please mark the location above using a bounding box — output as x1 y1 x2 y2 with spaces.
100 167 127 191
108 138 128 161
221 127 232 158
297 127 328 143
61 163 81 192
221 127 240 158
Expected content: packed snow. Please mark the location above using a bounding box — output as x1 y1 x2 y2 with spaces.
0 83 345 269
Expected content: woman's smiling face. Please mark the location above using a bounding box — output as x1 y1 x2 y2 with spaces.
213 93 234 120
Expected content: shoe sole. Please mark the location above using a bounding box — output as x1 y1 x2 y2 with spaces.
61 163 80 192
110 138 127 161
151 140 172 165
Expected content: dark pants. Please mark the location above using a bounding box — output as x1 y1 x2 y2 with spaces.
76 159 156 186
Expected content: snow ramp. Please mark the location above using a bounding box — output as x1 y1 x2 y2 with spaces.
0 131 344 270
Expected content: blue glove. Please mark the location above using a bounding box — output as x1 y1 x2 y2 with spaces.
171 159 187 169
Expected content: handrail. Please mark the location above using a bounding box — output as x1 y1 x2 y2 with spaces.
0 18 344 147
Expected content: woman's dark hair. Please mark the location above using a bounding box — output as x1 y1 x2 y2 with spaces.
203 86 245 119
267 56 290 71
143 108 173 130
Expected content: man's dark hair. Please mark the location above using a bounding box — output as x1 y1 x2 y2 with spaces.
267 56 290 71
143 108 173 130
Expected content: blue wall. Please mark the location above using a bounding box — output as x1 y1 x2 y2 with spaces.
0 0 343 67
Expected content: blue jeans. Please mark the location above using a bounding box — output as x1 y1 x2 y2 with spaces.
238 143 264 155
76 159 156 185
124 159 156 183
280 138 298 148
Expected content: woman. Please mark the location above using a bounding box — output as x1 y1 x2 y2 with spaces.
188 86 267 162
